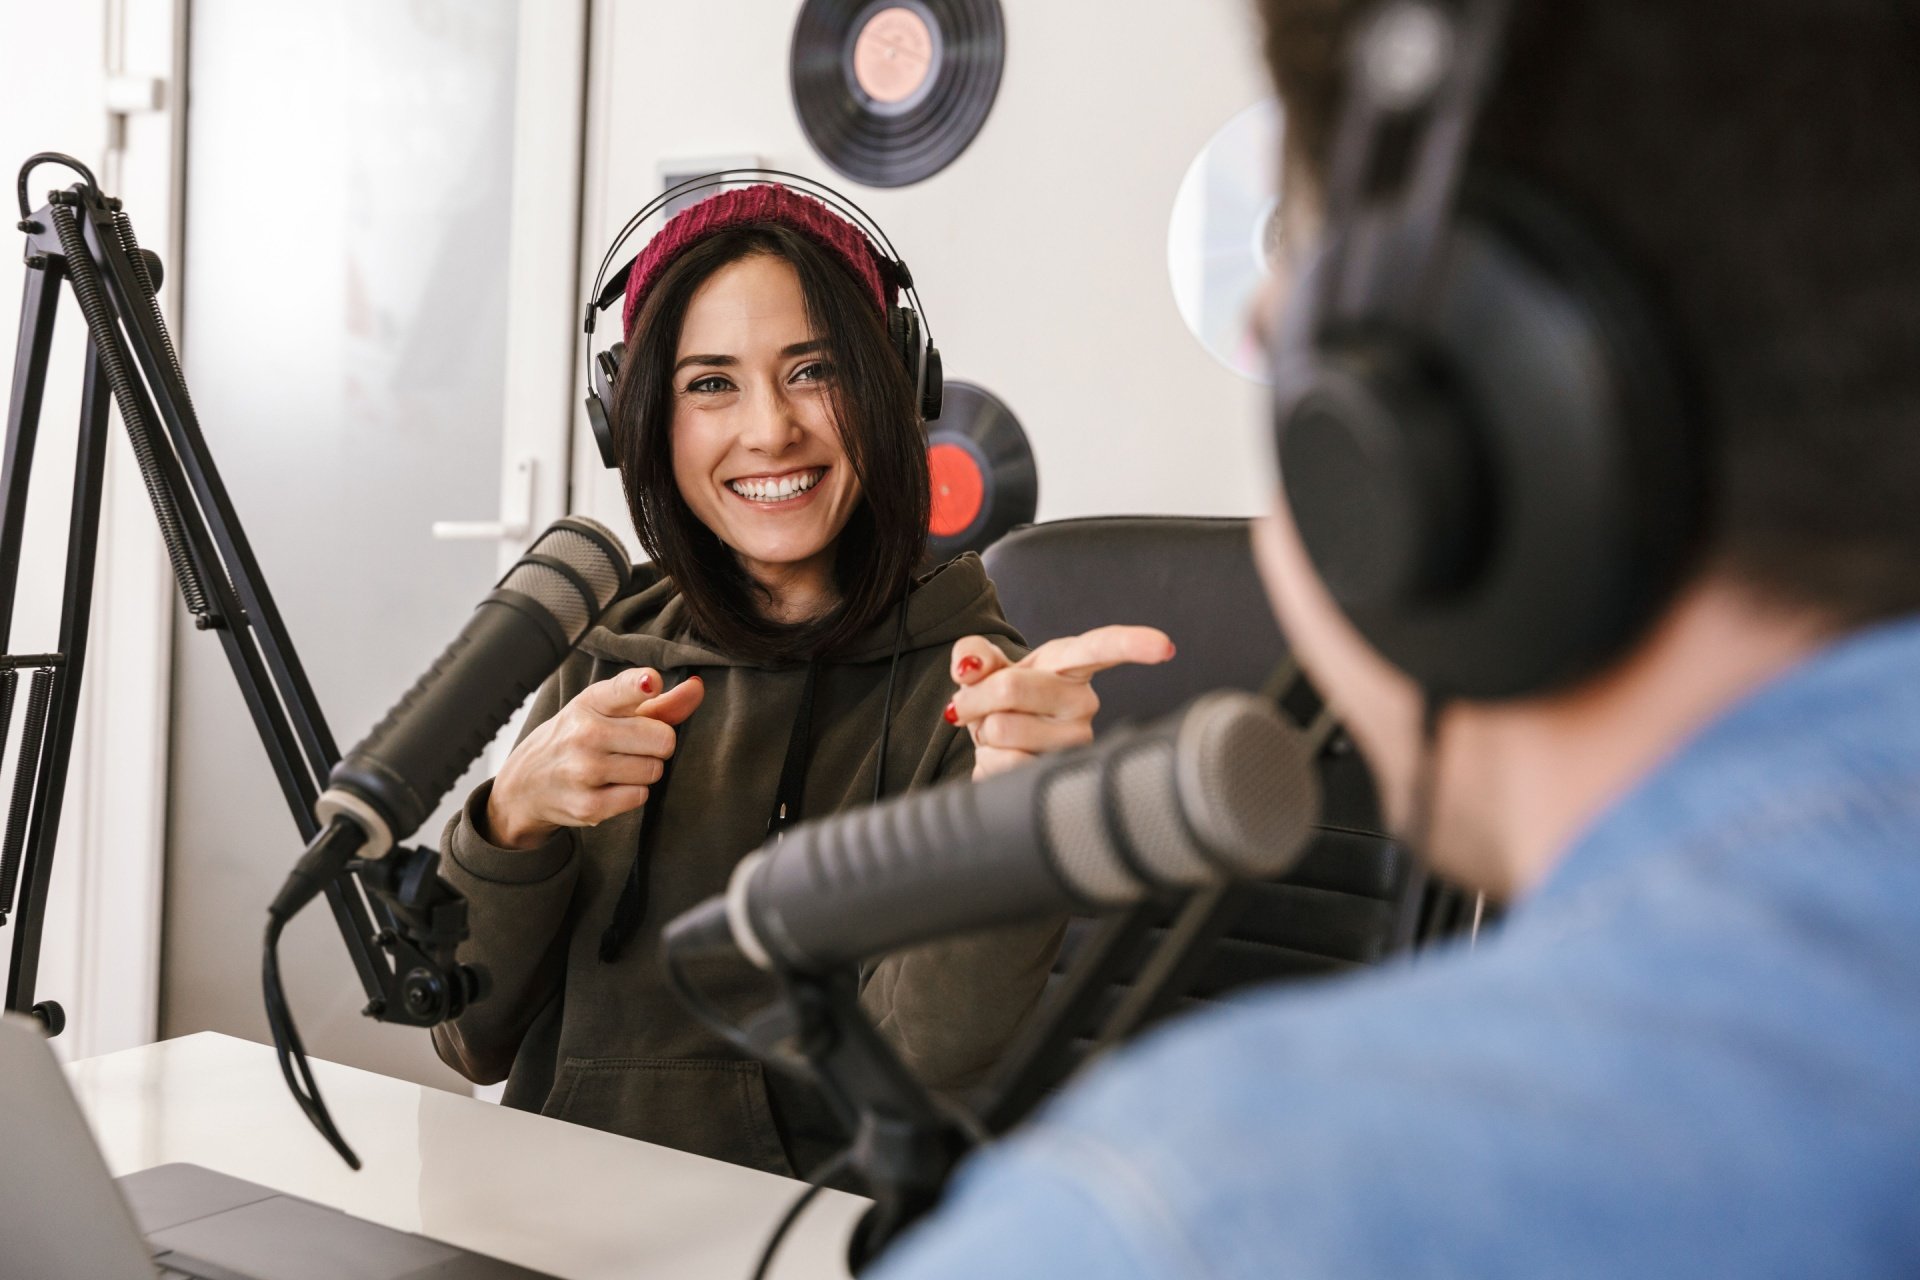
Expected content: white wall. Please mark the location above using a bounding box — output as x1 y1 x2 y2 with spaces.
573 0 1277 536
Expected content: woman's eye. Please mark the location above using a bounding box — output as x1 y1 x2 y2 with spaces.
685 375 734 394
791 360 835 384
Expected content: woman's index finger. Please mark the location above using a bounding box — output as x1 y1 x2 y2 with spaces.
1021 626 1177 681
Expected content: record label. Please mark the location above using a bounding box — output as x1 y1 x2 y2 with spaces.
929 440 987 537
854 7 935 105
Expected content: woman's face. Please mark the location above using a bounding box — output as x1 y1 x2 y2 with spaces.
669 253 864 612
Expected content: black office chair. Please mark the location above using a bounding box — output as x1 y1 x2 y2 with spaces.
976 516 1425 1122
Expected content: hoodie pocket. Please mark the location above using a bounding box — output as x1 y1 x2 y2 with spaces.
546 1055 794 1177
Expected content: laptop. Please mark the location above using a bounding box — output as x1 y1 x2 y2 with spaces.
1 1015 557 1279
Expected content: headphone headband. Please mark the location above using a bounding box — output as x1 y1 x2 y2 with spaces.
1316 0 1514 336
584 168 934 348
580 168 944 470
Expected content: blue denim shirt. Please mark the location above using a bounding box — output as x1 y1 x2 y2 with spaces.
874 615 1920 1278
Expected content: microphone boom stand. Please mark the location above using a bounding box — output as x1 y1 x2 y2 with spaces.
1 154 466 1037
727 892 1264 1271
758 967 972 1273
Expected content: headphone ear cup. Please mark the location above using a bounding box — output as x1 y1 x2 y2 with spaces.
919 344 943 421
1274 333 1493 613
1272 198 1699 700
889 304 941 420
587 343 625 471
888 304 920 378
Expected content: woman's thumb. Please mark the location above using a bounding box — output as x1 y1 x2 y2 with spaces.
638 674 705 726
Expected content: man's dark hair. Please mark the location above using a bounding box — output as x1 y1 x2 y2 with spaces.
612 223 928 664
1257 0 1920 626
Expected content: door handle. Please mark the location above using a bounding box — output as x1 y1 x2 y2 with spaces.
432 456 536 541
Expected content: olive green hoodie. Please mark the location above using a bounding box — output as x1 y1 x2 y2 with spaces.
431 553 1061 1178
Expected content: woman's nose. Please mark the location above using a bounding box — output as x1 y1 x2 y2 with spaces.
739 384 805 453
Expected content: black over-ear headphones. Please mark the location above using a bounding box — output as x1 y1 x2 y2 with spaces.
582 169 944 471
1269 0 1703 701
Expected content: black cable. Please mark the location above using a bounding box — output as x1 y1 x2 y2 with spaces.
662 939 771 1062
751 1149 851 1280
260 823 365 1161
1406 694 1473 951
16 152 97 219
263 910 360 1169
871 589 911 807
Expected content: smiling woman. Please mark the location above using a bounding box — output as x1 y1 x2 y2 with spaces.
619 208 931 657
428 184 1173 1182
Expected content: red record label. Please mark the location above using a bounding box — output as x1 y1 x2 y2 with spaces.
928 441 986 536
923 380 1037 561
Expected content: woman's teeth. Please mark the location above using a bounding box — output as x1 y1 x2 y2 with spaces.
728 469 823 502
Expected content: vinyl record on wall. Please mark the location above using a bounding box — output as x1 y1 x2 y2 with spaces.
791 0 1006 188
927 380 1037 562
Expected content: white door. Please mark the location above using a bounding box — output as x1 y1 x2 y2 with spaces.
157 0 587 1089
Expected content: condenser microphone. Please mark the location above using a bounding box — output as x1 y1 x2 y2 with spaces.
269 516 632 921
663 690 1324 974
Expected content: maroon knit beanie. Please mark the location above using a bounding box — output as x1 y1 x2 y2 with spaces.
620 183 897 340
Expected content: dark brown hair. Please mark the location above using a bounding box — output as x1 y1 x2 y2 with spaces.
611 223 929 664
1256 0 1920 626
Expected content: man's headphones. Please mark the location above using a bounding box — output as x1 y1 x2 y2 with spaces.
582 169 943 471
1269 0 1703 701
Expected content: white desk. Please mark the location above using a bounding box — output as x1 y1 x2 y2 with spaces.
66 1032 866 1280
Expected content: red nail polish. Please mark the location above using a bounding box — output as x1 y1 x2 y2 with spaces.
943 703 959 725
1166 642 1178 659
690 674 703 684
638 673 654 693
958 655 983 678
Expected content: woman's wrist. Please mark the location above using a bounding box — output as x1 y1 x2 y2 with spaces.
482 781 558 852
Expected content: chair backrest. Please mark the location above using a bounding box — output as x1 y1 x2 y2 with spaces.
982 517 1420 1037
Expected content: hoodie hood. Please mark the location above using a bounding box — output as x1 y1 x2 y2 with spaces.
577 551 1020 672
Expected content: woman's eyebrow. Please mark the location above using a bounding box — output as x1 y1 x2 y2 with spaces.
672 341 827 374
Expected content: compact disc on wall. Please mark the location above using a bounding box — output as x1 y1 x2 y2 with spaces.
926 380 1036 562
1167 98 1287 384
791 0 1006 188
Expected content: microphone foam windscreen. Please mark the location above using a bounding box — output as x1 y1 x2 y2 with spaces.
1041 692 1323 904
1176 691 1323 879
1111 737 1215 885
1042 757 1139 906
498 517 632 642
